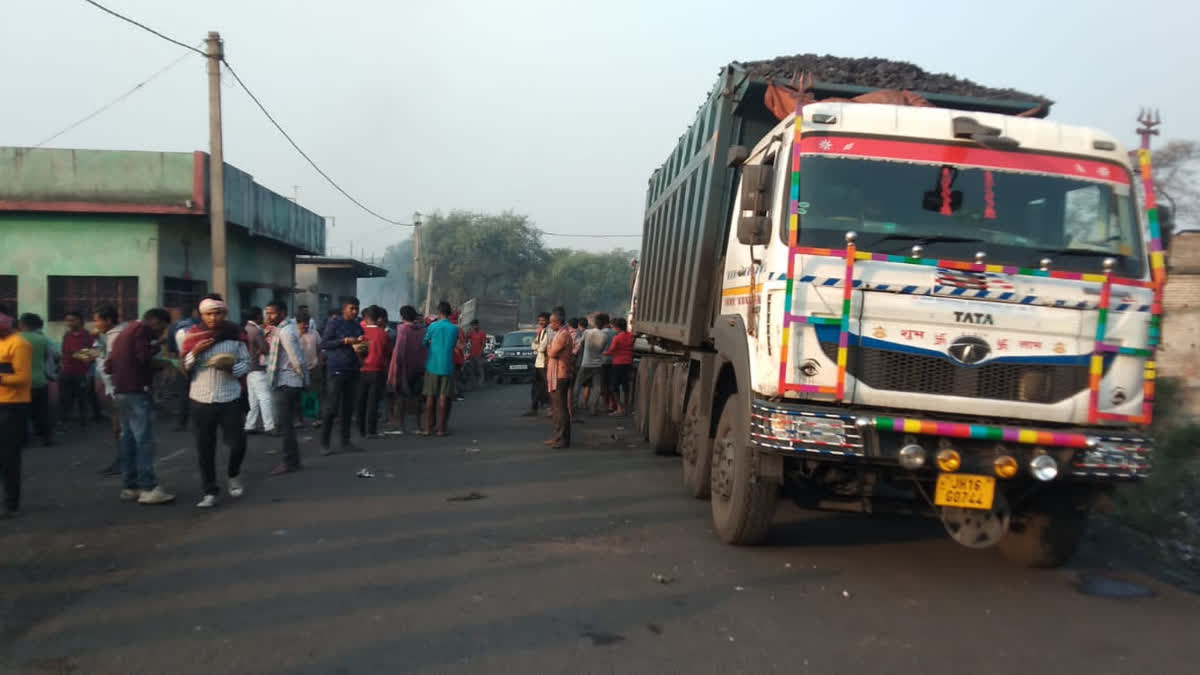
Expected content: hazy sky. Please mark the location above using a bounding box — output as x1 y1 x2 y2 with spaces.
3 0 1197 256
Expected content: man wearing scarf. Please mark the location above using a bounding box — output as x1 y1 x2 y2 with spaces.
0 307 31 517
183 295 252 508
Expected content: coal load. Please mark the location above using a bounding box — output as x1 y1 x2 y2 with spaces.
738 54 1050 104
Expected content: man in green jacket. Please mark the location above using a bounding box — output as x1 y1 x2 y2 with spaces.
18 314 55 446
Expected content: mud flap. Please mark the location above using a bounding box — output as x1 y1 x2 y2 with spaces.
754 451 784 485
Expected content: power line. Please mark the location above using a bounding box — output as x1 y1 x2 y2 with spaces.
221 61 411 227
541 231 642 238
81 0 410 228
82 0 205 57
34 48 198 148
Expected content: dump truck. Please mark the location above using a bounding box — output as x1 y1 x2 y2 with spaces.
631 55 1166 567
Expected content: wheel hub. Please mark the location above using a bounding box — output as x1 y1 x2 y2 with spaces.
940 494 1011 549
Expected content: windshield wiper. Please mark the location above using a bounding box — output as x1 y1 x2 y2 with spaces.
1037 247 1126 260
867 233 988 249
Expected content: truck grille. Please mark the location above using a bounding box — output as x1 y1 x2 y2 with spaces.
818 342 1095 404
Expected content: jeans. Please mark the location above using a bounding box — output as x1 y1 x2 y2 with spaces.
0 404 28 511
192 400 247 496
115 392 158 491
29 386 52 444
59 374 88 427
549 379 571 447
356 371 386 437
272 387 303 469
321 371 359 448
244 370 275 432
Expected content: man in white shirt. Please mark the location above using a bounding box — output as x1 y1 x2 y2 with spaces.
522 313 550 417
183 295 252 508
93 304 125 476
264 299 306 475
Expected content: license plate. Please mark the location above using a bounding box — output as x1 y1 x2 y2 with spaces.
934 473 995 510
509 364 529 371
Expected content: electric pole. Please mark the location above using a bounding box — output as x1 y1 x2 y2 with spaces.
206 31 227 298
412 211 423 305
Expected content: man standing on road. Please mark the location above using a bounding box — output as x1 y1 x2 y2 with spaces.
522 313 551 417
92 305 124 476
387 305 426 435
168 305 200 431
59 310 94 430
265 300 306 476
106 308 175 505
576 314 608 415
0 307 31 518
465 320 487 388
544 310 572 449
243 307 275 436
421 301 459 437
319 297 365 455
18 314 54 447
356 305 391 440
182 295 251 508
298 317 321 426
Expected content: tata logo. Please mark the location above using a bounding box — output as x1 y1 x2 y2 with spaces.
954 311 994 325
947 336 992 365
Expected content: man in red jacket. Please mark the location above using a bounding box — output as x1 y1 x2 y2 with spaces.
356 305 392 439
105 308 175 505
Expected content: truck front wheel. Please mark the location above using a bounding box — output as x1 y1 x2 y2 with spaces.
679 392 712 499
997 495 1088 568
710 393 777 545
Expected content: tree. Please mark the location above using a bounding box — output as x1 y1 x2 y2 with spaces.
359 208 637 322
1154 140 1200 233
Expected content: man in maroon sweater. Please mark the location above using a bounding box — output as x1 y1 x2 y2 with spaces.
59 310 94 429
105 308 174 505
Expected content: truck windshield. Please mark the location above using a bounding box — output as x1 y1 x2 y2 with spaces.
795 156 1146 277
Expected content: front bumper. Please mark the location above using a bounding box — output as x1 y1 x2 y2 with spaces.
750 399 1151 480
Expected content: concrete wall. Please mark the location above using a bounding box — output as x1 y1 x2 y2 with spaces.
0 213 159 339
157 218 298 320
0 148 195 206
1161 232 1200 418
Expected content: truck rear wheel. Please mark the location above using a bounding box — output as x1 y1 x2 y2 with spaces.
679 391 712 498
710 393 777 545
997 496 1088 568
648 366 679 455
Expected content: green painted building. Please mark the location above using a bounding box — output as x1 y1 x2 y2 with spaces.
0 147 325 338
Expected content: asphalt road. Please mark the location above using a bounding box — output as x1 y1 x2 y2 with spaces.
1 384 1197 675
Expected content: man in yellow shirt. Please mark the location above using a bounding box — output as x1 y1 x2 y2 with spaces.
0 305 32 517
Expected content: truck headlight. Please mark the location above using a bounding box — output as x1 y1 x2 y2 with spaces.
1030 454 1059 481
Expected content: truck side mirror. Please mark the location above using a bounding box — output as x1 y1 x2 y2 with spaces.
736 164 774 246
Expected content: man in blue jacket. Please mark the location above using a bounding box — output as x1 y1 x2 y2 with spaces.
319 297 365 455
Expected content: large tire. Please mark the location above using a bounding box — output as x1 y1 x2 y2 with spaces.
710 393 778 545
998 498 1088 568
648 366 679 456
679 391 712 498
635 359 660 440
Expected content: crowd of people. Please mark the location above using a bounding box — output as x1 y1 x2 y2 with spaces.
523 310 635 449
0 296 633 516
